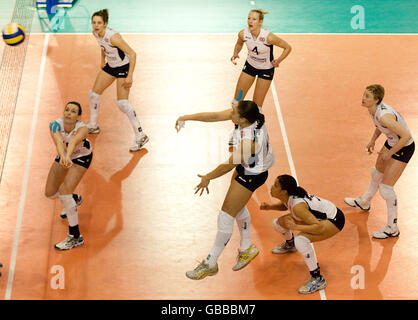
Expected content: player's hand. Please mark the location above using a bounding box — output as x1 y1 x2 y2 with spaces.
365 140 375 155
123 76 133 89
271 59 280 68
60 154 73 168
175 117 186 132
195 174 210 196
260 202 271 210
230 54 239 65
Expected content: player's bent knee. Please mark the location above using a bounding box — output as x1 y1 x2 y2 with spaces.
277 215 287 228
45 188 59 199
45 189 54 198
117 99 133 114
379 183 396 200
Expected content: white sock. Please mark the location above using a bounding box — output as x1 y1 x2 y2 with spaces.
361 167 384 202
379 184 398 227
117 99 143 139
206 210 234 268
89 90 100 127
59 194 78 227
295 235 318 271
272 218 293 241
236 206 251 251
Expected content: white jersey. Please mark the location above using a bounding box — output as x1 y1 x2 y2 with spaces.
94 27 129 68
287 194 337 222
55 118 92 159
371 102 413 147
243 28 274 70
234 117 275 174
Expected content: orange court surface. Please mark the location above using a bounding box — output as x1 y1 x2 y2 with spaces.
0 33 417 300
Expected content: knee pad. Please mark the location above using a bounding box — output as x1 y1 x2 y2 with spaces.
294 235 311 254
218 210 235 234
371 167 384 182
379 184 396 202
59 194 76 210
273 218 287 233
295 235 318 270
89 90 100 103
117 99 134 114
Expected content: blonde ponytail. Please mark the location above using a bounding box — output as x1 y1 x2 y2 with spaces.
251 8 269 20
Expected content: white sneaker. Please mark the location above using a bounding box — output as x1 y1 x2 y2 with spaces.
372 224 400 239
186 260 218 280
272 241 297 254
344 197 370 211
54 234 84 250
232 245 259 271
129 134 149 152
298 276 327 294
87 123 100 134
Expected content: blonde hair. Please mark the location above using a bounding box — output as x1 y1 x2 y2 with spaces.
250 8 269 21
366 84 385 104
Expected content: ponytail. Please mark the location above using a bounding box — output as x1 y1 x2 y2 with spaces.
277 174 309 198
237 100 264 128
256 113 265 129
251 8 269 21
92 8 109 24
293 186 308 198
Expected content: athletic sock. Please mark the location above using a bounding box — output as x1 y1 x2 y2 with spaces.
89 90 100 127
205 210 234 268
236 206 251 251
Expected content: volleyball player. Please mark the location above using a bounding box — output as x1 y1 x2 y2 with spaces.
45 102 92 250
229 9 291 148
87 9 149 152
260 174 345 294
344 84 414 239
175 100 275 280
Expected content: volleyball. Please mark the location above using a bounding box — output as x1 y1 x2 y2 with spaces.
2 22 26 46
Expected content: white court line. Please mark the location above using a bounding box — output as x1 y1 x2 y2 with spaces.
270 81 327 301
5 33 50 300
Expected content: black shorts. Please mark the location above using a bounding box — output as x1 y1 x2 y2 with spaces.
328 208 345 231
384 140 415 163
102 63 129 78
234 164 268 192
242 61 274 80
55 153 93 169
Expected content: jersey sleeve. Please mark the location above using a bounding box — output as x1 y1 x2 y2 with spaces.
50 118 64 133
377 104 396 120
74 121 87 131
289 196 306 207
